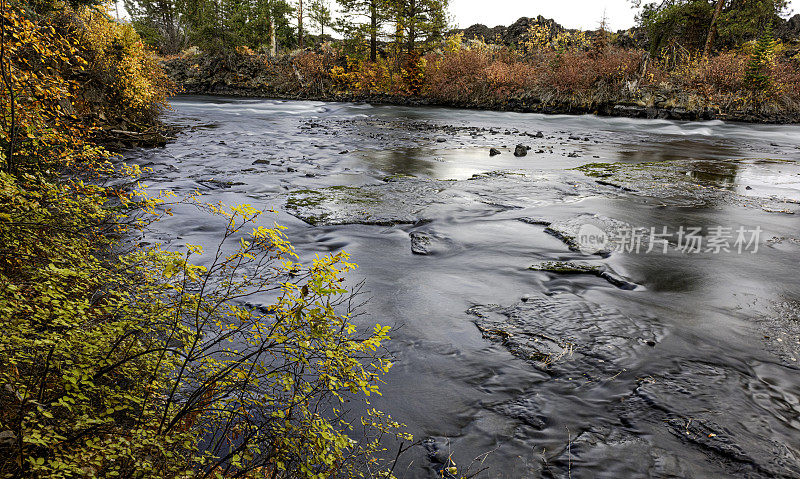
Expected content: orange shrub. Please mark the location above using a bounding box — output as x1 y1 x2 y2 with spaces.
424 45 640 106
423 47 537 104
533 48 641 97
675 53 748 98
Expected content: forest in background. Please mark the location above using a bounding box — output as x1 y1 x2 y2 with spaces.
138 0 800 122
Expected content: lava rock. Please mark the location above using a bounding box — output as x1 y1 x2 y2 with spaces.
529 260 640 290
514 144 528 157
489 147 502 156
409 232 433 255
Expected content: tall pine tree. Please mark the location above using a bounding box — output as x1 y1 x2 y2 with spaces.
385 0 447 54
336 0 386 61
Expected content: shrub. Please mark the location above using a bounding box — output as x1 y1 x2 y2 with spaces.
746 27 778 94
1 2 409 478
423 42 536 104
424 40 640 107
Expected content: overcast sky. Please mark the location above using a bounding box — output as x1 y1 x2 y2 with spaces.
449 0 797 31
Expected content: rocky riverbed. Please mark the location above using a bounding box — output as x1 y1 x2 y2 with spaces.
125 96 800 478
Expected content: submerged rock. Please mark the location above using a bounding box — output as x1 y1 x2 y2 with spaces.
468 292 662 373
518 216 552 226
409 231 454 256
543 214 633 257
286 174 606 226
489 397 547 429
573 159 800 212
613 363 800 479
410 232 433 255
285 181 441 226
196 178 246 189
529 261 640 290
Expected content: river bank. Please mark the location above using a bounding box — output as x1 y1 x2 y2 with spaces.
161 50 800 124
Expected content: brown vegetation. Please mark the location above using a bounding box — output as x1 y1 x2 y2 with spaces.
163 32 800 123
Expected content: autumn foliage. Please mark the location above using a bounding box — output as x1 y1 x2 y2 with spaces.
1 2 408 478
170 29 800 120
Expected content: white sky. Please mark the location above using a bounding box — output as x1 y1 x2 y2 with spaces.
449 0 797 31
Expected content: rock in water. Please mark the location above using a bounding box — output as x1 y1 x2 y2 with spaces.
543 213 633 257
528 261 640 290
514 144 528 157
489 147 502 157
409 232 433 255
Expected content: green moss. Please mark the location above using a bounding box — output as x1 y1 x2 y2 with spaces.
572 162 622 178
286 189 326 208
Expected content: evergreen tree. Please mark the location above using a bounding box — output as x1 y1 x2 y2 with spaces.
296 0 304 48
385 0 448 54
127 0 293 52
746 25 777 94
236 0 293 50
124 0 185 53
309 0 332 36
636 0 788 55
336 0 386 61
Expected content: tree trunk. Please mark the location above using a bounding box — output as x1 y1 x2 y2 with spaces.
406 0 415 54
270 16 276 56
704 0 726 57
298 0 304 49
370 1 377 62
1 0 16 173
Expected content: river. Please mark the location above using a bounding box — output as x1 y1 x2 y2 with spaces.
124 96 800 478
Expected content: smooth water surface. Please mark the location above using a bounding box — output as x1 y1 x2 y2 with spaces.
124 96 800 478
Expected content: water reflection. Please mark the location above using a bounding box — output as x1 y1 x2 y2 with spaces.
616 138 741 163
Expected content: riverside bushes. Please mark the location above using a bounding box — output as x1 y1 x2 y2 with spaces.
1 1 409 478
164 34 800 120
422 35 800 115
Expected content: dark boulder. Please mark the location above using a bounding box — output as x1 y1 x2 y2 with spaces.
778 14 800 41
410 232 433 255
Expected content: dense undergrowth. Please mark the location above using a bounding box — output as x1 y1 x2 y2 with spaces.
164 28 800 122
0 2 411 478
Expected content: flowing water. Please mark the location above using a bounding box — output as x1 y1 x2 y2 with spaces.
124 96 800 478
